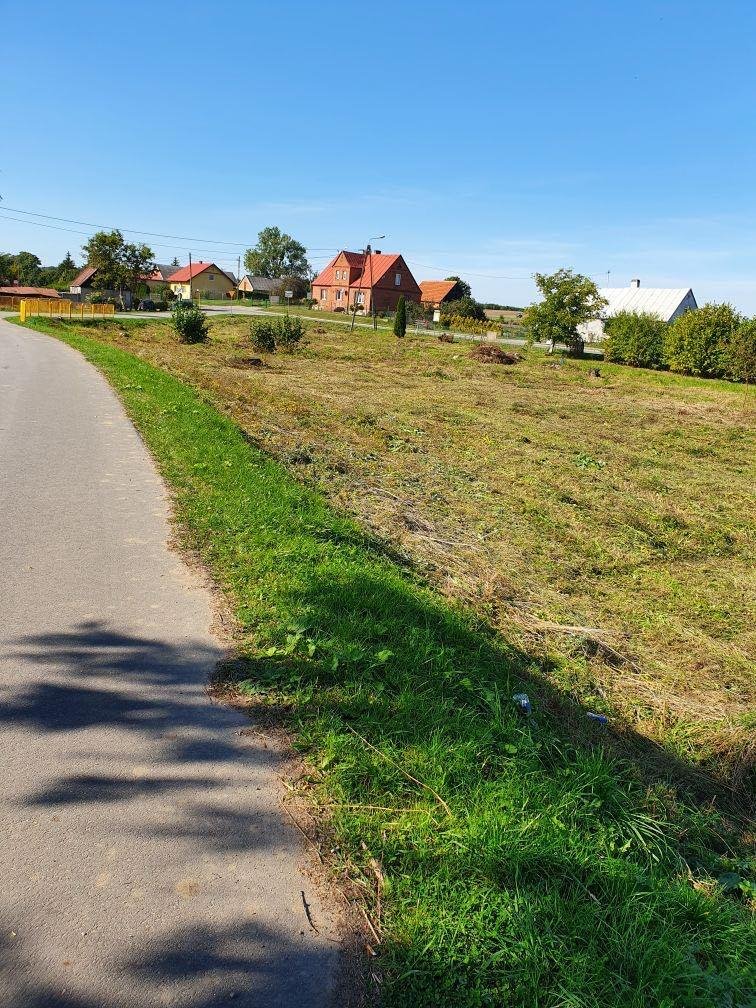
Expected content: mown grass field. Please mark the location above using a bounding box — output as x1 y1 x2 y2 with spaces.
17 315 755 1007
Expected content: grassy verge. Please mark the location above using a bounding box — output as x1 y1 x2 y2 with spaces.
16 317 755 1007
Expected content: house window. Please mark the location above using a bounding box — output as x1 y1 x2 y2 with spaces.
395 273 401 286
320 288 327 300
209 273 215 280
336 289 342 301
356 291 364 304
335 269 341 280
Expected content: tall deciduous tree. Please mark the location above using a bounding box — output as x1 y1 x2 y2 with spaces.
14 251 42 285
445 275 472 299
243 226 310 279
81 230 155 305
0 253 17 282
523 268 606 353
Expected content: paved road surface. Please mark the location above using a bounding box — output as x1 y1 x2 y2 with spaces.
0 318 341 1007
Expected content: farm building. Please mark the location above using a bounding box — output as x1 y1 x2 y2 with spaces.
581 279 697 342
237 275 281 299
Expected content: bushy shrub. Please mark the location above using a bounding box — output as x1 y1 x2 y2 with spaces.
604 311 667 368
276 313 306 351
251 319 276 353
721 319 756 383
665 303 742 377
250 314 307 354
171 301 208 344
444 315 494 335
439 295 487 322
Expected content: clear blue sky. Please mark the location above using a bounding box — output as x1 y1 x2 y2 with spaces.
2 0 755 310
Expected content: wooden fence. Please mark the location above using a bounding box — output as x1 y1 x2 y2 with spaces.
18 299 115 321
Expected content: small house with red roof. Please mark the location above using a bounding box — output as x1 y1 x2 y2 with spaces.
169 262 236 300
311 250 421 314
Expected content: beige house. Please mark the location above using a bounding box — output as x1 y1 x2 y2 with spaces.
169 262 236 300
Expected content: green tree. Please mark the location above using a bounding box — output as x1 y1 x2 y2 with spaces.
273 275 310 301
0 253 16 282
55 251 77 286
665 303 742 377
394 295 407 338
523 268 606 353
81 230 155 306
14 251 42 285
445 275 472 299
243 226 310 279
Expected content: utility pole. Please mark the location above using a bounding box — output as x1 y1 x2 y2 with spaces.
237 255 241 299
188 252 193 302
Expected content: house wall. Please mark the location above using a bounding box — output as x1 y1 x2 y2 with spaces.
171 268 235 300
315 255 421 314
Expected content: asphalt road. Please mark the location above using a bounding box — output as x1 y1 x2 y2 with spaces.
0 318 341 1007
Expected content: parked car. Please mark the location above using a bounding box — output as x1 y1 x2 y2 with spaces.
137 299 155 311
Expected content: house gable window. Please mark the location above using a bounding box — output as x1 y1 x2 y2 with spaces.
395 273 401 286
208 274 216 280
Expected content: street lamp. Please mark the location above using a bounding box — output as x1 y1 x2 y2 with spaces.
350 235 385 333
367 235 384 331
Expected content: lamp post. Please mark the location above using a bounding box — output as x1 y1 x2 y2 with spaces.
367 235 384 331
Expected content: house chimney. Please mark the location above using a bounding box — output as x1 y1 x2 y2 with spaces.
374 249 381 255
630 278 640 288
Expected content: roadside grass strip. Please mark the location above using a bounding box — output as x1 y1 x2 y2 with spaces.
24 320 755 1008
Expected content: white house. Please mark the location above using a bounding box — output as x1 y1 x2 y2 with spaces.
581 279 697 342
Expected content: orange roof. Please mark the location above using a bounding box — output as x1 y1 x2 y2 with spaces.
419 280 459 305
167 261 224 282
312 251 403 289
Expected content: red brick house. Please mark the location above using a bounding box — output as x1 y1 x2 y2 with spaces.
311 250 421 313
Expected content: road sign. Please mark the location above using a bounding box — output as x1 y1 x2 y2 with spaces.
285 290 293 299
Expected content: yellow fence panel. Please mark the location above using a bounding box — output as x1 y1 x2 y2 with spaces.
18 299 116 321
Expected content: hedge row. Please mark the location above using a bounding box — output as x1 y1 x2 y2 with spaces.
604 305 756 382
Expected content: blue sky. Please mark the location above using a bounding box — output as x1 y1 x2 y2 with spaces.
2 1 755 310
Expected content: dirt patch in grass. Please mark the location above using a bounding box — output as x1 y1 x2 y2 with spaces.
470 343 524 364
27 315 756 784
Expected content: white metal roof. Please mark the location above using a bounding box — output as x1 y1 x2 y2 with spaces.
598 286 695 322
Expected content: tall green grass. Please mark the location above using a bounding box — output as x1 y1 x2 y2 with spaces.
30 320 755 1007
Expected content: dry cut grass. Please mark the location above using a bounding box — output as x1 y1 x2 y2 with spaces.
40 315 756 781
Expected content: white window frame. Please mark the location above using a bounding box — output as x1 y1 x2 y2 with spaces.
320 288 327 300
395 273 401 286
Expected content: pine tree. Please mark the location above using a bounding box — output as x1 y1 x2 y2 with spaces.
394 295 407 338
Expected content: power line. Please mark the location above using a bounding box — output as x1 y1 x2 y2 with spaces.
0 205 338 251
